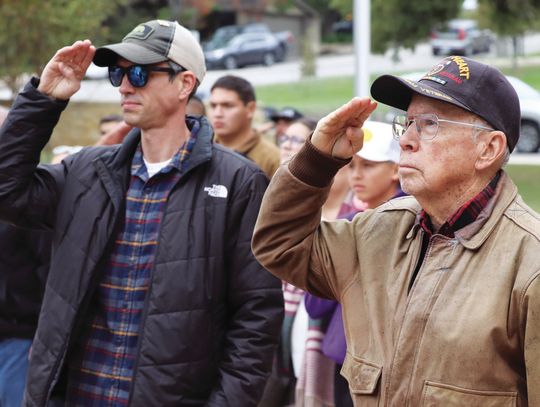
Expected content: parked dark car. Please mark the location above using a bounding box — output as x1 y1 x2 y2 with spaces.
204 32 284 69
331 20 353 34
206 23 293 63
431 19 494 56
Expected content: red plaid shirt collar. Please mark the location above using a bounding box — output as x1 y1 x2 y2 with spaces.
419 171 501 238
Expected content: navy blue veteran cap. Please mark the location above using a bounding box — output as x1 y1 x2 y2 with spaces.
94 20 206 84
371 56 521 152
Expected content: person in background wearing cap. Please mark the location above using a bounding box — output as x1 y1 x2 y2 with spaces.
209 75 280 179
252 55 540 405
304 121 402 407
0 19 282 406
270 106 304 142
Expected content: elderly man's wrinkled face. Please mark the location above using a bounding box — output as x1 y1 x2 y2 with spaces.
398 94 486 202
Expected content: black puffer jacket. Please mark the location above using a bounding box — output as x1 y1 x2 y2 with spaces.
0 80 283 407
0 222 51 339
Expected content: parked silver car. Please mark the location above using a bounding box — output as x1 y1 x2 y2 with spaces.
431 19 494 56
507 76 540 153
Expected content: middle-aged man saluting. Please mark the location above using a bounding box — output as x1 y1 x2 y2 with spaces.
252 56 540 406
0 20 283 406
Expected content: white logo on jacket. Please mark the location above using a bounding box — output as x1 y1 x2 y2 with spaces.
204 184 228 198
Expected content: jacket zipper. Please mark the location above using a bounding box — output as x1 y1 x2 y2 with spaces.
383 230 426 407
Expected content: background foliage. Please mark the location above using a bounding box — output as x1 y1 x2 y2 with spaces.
0 0 129 96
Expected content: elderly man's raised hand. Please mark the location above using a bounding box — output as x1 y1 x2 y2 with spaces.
38 40 96 100
312 98 378 159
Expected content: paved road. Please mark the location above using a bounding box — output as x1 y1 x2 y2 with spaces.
508 153 540 165
199 34 540 95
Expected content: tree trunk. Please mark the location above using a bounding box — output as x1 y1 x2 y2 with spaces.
300 18 317 77
511 35 518 70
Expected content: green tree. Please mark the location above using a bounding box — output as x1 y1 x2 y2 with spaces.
371 0 462 55
477 0 540 68
0 0 126 98
299 0 462 56
329 0 352 16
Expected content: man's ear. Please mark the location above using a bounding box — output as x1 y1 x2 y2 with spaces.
476 130 507 170
178 72 197 100
391 162 399 182
246 100 257 119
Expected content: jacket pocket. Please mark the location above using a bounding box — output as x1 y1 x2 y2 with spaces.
340 352 382 395
421 380 517 406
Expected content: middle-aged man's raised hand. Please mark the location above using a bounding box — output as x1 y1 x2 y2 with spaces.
37 40 96 101
312 97 378 159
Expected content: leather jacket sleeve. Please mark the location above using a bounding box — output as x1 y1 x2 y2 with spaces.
252 140 358 302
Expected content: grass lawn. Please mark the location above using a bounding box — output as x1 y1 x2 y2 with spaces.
256 76 355 118
506 165 540 212
503 64 540 89
255 63 540 118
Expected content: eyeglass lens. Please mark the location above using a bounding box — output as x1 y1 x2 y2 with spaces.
392 114 439 140
109 66 150 88
278 135 306 145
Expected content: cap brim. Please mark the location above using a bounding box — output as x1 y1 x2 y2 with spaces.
356 150 389 162
93 42 167 67
370 75 470 113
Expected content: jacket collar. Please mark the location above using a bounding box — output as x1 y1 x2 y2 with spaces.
97 115 214 173
454 171 518 249
92 115 215 209
399 171 517 246
215 128 260 155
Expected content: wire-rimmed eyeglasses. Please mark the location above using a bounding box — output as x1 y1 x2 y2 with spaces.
392 113 495 141
277 134 306 146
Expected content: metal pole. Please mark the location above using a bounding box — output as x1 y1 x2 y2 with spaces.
354 0 370 97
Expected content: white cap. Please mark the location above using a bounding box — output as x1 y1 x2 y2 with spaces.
357 121 400 163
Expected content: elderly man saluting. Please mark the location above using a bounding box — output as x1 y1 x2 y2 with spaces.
253 56 540 406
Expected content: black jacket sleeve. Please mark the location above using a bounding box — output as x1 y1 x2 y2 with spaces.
206 169 284 407
0 79 68 229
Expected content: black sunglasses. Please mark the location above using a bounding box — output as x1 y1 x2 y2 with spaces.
108 64 183 88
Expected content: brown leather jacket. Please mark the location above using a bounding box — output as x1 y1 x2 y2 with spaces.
252 141 540 406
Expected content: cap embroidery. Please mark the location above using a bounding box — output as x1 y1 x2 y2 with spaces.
425 60 450 76
438 70 462 84
422 75 447 86
402 79 455 102
450 56 470 79
123 24 154 41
